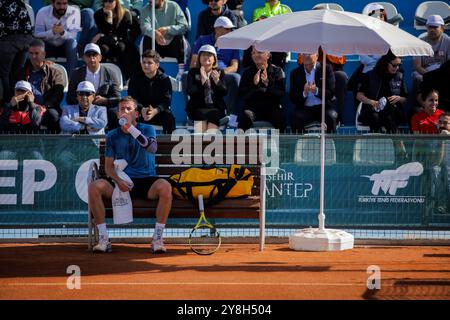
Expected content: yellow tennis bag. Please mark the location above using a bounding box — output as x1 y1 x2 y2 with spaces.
168 164 254 207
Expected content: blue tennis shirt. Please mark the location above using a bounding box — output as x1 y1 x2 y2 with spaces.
105 123 157 178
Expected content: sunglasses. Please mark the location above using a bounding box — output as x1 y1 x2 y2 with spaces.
77 92 93 96
103 0 115 3
209 0 219 2
439 120 450 125
389 62 402 68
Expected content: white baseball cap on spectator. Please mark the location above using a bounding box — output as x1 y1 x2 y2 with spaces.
214 16 236 29
15 80 32 93
76 81 96 93
367 3 384 15
426 14 445 27
198 44 217 57
84 43 101 55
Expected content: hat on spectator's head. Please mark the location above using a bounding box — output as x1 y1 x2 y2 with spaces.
214 16 236 29
77 81 96 93
426 14 444 27
15 80 32 93
367 3 384 15
84 43 101 55
198 44 217 57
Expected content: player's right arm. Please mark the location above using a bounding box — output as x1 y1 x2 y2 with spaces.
104 156 131 192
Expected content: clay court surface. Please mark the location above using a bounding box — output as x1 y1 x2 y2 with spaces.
0 243 449 300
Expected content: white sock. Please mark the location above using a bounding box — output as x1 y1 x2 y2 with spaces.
97 223 109 239
153 222 165 242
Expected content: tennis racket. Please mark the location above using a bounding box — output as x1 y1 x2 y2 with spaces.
189 195 221 255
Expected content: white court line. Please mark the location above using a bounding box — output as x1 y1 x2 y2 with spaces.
5 282 368 287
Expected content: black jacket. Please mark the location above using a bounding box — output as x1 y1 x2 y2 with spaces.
186 68 227 113
289 62 335 109
238 64 285 111
196 4 237 39
127 69 172 113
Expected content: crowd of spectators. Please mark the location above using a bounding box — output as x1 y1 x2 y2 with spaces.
0 0 449 135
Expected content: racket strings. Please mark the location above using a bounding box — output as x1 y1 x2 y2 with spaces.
189 225 221 255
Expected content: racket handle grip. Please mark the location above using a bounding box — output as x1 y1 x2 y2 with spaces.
198 194 204 211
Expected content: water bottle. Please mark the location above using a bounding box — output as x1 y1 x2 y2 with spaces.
378 97 387 112
118 118 127 126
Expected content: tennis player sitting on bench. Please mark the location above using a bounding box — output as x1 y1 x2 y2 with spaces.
88 96 172 253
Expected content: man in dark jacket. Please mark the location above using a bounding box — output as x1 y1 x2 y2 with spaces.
238 46 285 131
289 52 338 133
128 50 176 133
196 0 237 39
67 43 121 129
13 39 65 133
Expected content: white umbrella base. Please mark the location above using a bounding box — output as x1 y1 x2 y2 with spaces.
289 227 354 251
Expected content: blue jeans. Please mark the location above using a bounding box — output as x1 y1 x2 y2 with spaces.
78 8 98 55
45 39 78 76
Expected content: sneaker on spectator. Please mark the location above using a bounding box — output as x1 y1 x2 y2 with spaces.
93 236 112 253
151 240 167 254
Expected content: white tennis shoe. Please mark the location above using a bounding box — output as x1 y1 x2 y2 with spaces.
93 237 112 253
151 240 167 254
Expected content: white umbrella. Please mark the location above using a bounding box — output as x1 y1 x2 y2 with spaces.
217 9 433 251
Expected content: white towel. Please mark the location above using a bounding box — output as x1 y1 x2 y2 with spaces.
111 159 134 224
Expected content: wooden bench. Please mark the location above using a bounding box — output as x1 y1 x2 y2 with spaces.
88 134 266 251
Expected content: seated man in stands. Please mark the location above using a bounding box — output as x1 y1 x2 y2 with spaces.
60 81 107 134
13 39 65 133
189 16 241 117
412 15 450 114
42 0 97 56
67 43 121 130
128 50 176 133
290 52 338 133
140 0 188 80
196 0 237 39
88 96 172 253
238 46 285 131
0 81 45 134
34 0 81 75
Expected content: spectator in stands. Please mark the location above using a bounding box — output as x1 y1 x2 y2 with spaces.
356 50 407 133
34 0 81 76
196 0 237 39
0 81 45 134
290 52 338 133
140 0 188 80
412 15 450 113
60 81 107 134
348 3 386 112
189 16 240 116
0 0 34 104
93 0 143 12
93 0 141 80
88 96 172 253
186 45 227 132
411 88 444 134
67 43 121 129
238 46 285 131
43 0 97 56
128 50 176 133
13 39 65 133
221 0 246 28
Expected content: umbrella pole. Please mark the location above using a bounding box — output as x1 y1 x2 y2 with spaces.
152 0 156 50
319 52 326 231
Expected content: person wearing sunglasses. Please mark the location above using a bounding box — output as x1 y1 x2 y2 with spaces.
357 50 407 134
60 80 107 134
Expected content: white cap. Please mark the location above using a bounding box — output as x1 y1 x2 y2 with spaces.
426 14 444 27
76 81 96 93
198 44 217 57
84 43 101 55
213 16 235 29
367 3 384 15
15 80 32 93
